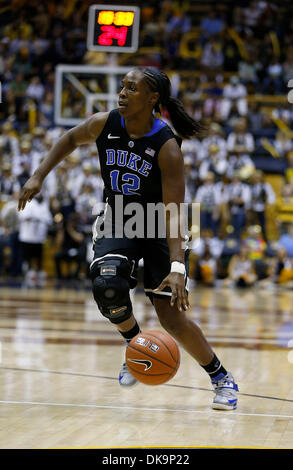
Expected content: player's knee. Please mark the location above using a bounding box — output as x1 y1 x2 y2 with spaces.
90 255 134 324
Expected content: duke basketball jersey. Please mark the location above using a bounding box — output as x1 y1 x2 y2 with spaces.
95 109 179 208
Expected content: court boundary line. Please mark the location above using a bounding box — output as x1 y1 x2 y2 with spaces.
0 399 293 420
1 365 293 404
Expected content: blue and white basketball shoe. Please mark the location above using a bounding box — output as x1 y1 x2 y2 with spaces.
119 362 137 387
211 372 238 410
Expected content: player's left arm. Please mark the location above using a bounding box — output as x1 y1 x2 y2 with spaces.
154 138 190 312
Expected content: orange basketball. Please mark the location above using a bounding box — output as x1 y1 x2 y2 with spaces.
126 330 180 385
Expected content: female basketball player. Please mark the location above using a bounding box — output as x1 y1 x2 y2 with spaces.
18 67 238 410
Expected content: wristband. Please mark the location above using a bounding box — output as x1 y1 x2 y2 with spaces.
171 261 186 275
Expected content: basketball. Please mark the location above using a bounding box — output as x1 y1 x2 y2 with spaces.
126 330 180 385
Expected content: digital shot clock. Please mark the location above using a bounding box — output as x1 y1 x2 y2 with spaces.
87 4 140 53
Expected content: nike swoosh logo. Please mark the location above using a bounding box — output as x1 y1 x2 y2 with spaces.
128 358 152 371
108 134 120 139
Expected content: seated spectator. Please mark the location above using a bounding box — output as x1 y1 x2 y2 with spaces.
54 213 86 281
31 126 46 153
202 79 223 119
26 76 45 104
200 39 224 77
226 150 255 180
238 54 263 91
194 172 223 236
191 228 224 258
227 118 255 154
17 160 31 189
12 139 34 177
247 102 265 132
271 102 293 127
194 243 218 287
242 0 266 33
75 182 98 228
0 121 20 157
0 191 22 278
198 144 228 181
263 58 284 94
222 244 257 288
183 77 202 102
181 137 202 166
82 143 100 171
39 90 54 128
259 247 293 288
0 163 21 203
199 122 227 161
214 175 231 233
278 224 293 257
199 10 226 45
166 8 191 34
8 72 28 114
243 224 268 280
52 162 75 219
220 76 248 121
248 170 276 240
226 172 251 239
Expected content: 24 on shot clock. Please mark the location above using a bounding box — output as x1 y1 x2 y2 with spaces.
87 4 140 53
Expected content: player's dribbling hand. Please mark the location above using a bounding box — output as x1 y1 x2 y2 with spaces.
18 174 43 211
154 272 190 312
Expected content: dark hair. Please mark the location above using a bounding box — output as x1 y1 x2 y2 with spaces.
139 67 203 139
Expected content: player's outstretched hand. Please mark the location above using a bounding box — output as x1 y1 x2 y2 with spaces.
154 272 190 312
18 174 43 211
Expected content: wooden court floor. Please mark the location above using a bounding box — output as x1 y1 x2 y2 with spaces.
1 283 293 449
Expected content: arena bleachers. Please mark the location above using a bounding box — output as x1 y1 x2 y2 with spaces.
1 0 293 289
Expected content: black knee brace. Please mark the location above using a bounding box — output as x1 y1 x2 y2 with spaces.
90 255 135 324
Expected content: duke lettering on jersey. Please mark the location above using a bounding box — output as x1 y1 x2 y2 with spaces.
106 149 152 177
96 109 177 202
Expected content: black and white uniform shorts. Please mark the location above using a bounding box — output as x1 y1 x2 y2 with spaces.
91 234 190 304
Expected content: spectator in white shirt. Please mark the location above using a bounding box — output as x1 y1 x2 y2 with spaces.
65 150 83 199
198 144 228 181
199 122 227 161
12 140 34 177
226 151 255 180
82 143 101 171
18 193 53 287
26 76 45 103
227 118 255 154
181 137 202 164
191 228 224 260
195 172 223 236
220 76 248 120
223 243 257 288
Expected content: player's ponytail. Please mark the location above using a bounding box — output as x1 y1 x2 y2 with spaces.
141 67 203 139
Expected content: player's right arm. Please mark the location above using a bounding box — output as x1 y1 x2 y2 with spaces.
18 112 109 211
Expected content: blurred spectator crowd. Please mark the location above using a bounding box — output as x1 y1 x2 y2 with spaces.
1 0 293 290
